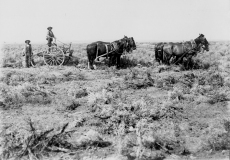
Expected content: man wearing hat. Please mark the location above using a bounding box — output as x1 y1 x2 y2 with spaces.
46 27 56 47
22 40 33 68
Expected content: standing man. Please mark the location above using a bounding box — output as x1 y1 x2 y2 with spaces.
46 26 56 47
22 40 33 68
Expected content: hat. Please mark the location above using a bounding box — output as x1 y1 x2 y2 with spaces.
199 34 204 37
25 40 30 43
47 27 52 30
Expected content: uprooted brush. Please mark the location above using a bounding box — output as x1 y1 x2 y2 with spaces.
1 119 74 160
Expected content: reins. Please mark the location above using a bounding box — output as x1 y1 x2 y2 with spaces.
56 39 67 45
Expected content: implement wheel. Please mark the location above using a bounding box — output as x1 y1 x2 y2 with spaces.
43 46 65 66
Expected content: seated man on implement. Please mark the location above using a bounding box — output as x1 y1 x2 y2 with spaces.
46 26 56 48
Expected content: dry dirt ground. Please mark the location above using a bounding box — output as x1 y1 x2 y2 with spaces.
0 41 230 160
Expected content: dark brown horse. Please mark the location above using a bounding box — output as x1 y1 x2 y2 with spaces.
162 34 209 65
86 36 136 69
109 37 137 67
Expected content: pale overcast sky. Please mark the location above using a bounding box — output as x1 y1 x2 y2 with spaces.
0 0 230 43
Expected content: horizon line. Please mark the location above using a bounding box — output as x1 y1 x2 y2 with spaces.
2 39 230 44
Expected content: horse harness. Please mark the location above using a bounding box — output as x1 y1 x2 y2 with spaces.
95 42 120 60
181 40 197 54
172 40 198 65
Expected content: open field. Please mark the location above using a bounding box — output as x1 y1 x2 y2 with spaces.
1 41 230 160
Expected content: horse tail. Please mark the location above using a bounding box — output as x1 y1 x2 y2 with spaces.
86 44 96 69
96 43 99 60
154 44 161 63
86 44 91 69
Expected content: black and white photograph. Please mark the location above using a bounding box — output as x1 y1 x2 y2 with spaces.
0 0 230 159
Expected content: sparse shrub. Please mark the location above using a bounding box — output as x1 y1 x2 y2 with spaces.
219 52 225 56
168 89 184 102
207 133 229 151
207 92 228 104
123 70 154 89
164 75 177 85
66 101 81 110
162 75 177 89
189 58 211 70
203 62 211 70
155 80 164 88
75 88 88 98
208 73 224 87
120 56 138 68
159 101 184 120
0 82 52 109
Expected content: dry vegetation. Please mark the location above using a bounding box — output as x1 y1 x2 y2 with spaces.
0 41 230 160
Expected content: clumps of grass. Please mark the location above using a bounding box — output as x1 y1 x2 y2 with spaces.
179 72 196 88
67 87 88 99
65 71 86 81
75 88 88 98
196 71 224 88
168 88 184 102
207 92 228 104
87 89 113 107
206 133 229 152
186 58 211 70
65 101 81 111
88 90 186 156
161 75 178 90
123 69 154 89
158 65 177 73
63 56 79 66
1 45 24 68
0 82 51 109
120 56 138 68
0 71 34 86
208 72 224 87
199 120 229 152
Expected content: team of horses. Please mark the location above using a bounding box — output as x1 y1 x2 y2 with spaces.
86 36 136 69
86 34 209 70
155 34 209 69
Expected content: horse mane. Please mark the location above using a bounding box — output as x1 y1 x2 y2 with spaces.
204 38 209 45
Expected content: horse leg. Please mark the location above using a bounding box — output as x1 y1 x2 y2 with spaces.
112 55 116 66
164 53 172 65
163 46 173 65
87 53 95 70
88 58 94 70
108 55 112 67
174 56 180 65
162 51 167 64
116 54 121 69
188 56 193 70
155 50 161 64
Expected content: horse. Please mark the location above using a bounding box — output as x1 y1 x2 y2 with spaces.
86 36 136 69
109 37 137 67
162 34 209 65
182 39 209 69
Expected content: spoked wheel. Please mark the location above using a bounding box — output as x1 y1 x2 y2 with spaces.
31 51 45 67
43 46 65 66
